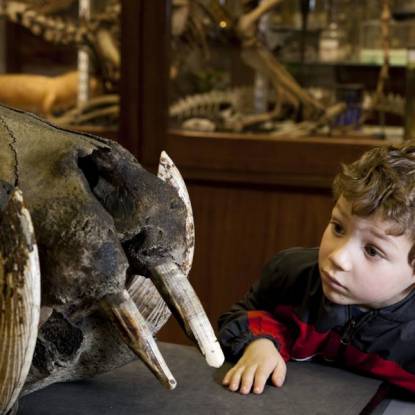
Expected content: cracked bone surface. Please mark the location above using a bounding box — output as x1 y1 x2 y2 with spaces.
0 104 223 398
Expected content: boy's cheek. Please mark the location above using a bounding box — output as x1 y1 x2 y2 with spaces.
321 285 348 305
318 227 332 258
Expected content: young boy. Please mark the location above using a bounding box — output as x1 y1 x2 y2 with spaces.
218 141 415 395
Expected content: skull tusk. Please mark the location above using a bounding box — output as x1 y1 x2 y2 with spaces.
0 189 41 415
150 262 224 368
100 289 177 390
157 151 194 276
156 154 224 366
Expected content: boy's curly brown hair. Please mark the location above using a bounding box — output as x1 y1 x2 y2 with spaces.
333 141 415 265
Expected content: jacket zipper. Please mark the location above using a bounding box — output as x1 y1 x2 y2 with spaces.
340 307 375 346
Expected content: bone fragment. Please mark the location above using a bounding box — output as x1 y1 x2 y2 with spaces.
157 151 194 277
242 46 324 114
0 189 41 415
96 29 120 67
50 94 119 125
237 0 283 42
150 262 224 368
100 290 177 390
236 0 324 118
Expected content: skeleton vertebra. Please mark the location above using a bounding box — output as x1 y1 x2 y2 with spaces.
0 104 224 414
169 87 255 120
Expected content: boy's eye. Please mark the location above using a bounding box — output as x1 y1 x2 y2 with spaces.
364 245 382 258
331 221 344 236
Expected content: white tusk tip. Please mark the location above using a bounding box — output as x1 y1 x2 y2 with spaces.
204 343 225 368
168 378 177 390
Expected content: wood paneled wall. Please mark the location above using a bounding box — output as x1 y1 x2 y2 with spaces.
158 181 335 344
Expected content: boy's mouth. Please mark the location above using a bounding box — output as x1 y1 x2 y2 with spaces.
321 269 347 290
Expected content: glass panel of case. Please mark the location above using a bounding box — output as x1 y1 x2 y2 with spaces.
168 0 415 142
0 0 120 134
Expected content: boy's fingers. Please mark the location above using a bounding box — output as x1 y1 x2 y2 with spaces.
253 366 271 394
239 365 257 395
223 362 244 385
222 367 234 385
228 366 244 392
271 359 287 387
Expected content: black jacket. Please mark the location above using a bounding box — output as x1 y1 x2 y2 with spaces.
218 247 415 393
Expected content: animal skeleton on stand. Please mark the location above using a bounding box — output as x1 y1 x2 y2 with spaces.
170 0 348 134
171 0 402 136
0 104 224 415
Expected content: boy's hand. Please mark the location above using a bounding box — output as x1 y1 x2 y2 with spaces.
222 338 287 394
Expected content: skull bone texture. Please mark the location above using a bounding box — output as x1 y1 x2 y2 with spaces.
0 104 224 415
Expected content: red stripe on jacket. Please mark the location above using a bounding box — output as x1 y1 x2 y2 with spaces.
248 304 415 393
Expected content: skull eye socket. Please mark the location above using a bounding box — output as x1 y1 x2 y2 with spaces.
122 230 148 276
127 228 146 248
77 154 99 190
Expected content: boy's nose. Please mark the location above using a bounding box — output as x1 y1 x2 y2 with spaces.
328 244 352 272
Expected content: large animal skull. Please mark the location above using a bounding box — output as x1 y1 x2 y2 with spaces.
0 105 224 414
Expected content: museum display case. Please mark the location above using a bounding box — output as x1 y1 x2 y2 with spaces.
129 1 415 344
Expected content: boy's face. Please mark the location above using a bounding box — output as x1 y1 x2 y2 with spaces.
318 196 415 309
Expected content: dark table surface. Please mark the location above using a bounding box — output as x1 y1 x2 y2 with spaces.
18 342 391 415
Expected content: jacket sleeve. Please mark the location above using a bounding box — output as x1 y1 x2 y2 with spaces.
218 248 312 362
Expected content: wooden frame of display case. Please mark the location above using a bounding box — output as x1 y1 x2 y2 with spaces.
119 1 384 344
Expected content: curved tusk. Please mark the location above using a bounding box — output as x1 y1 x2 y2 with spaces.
156 153 224 367
0 189 41 415
150 262 224 368
157 151 194 276
100 289 177 390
